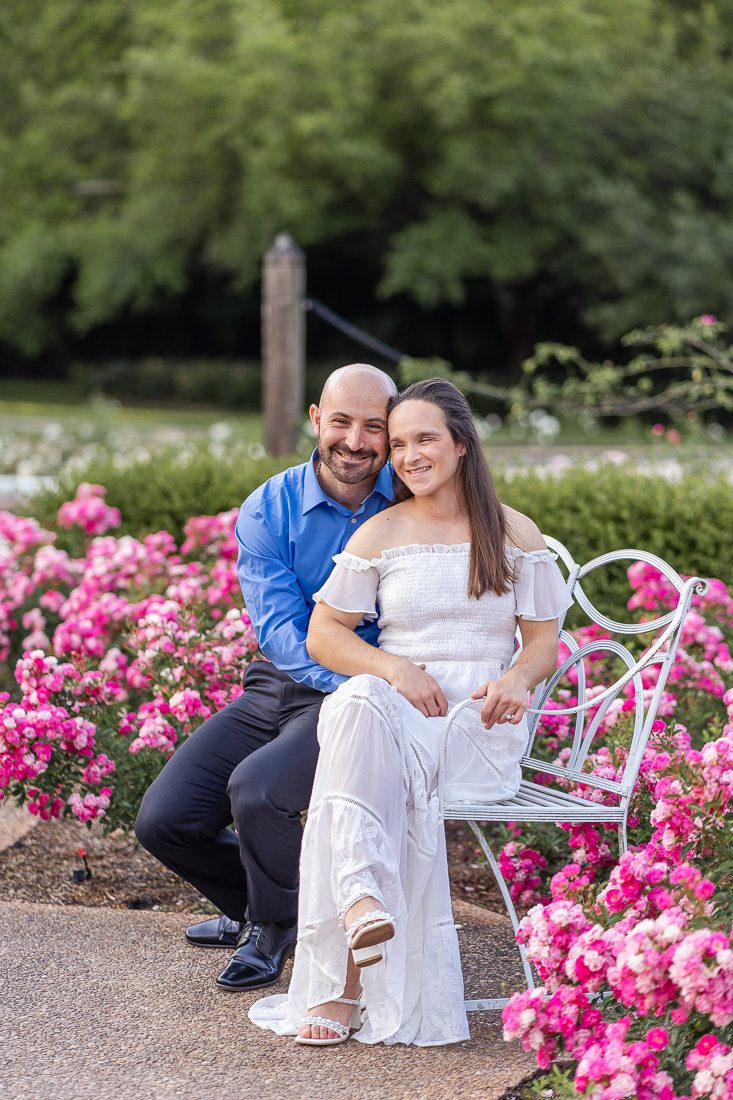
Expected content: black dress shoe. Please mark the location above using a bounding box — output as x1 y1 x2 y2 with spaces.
216 921 296 991
185 915 242 949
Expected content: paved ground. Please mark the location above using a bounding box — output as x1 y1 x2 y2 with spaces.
0 899 535 1100
0 694 539 1098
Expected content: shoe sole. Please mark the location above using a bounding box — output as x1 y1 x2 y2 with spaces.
216 974 284 992
294 1035 351 1046
351 922 395 949
185 939 239 949
349 921 395 967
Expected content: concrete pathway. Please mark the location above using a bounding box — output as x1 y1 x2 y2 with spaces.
0 899 535 1100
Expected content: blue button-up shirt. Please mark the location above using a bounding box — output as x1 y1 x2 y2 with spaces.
235 452 393 693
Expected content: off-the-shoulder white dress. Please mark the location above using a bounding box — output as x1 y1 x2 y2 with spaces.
249 544 572 1046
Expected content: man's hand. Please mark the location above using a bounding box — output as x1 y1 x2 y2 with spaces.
471 670 530 730
387 657 449 718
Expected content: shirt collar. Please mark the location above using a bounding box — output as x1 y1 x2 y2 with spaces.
302 450 393 514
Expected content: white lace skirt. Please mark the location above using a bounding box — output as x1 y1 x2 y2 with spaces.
248 669 527 1046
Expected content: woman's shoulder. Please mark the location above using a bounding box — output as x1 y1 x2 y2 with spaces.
501 505 547 553
344 503 412 561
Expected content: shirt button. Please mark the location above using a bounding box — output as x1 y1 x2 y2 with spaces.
351 518 357 524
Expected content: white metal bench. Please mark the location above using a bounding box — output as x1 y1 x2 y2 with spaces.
437 537 707 1011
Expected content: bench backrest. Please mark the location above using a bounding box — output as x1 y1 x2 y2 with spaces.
520 537 707 800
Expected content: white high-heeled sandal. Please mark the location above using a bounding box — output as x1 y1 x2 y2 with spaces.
345 909 396 968
295 995 363 1047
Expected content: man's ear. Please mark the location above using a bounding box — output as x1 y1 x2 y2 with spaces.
309 404 320 436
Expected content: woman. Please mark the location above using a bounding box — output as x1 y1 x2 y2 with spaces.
249 379 571 1046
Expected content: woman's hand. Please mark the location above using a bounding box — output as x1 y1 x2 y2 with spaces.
471 670 530 730
387 656 449 718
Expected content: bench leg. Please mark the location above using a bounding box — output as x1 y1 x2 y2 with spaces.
619 811 628 857
462 820 536 1010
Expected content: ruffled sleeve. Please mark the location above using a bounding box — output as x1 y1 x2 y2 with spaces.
312 551 379 621
507 547 574 621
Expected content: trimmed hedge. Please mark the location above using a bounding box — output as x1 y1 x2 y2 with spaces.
30 448 292 547
29 452 732 623
496 466 732 626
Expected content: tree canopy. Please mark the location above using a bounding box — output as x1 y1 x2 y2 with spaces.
2 0 733 367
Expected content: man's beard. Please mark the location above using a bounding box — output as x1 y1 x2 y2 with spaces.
317 440 383 484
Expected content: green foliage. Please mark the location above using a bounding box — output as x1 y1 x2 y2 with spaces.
401 317 733 426
29 447 292 545
526 1064 578 1098
4 1 733 361
79 358 263 407
72 357 336 408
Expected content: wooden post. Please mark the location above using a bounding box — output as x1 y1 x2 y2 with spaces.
262 233 306 455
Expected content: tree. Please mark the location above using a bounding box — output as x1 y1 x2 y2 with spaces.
2 0 733 368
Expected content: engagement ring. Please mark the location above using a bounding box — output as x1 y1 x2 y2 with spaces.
504 713 516 721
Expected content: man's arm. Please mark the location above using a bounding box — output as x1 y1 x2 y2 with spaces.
235 505 343 693
307 602 449 717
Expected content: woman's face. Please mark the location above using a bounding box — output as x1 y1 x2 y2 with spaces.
388 399 465 497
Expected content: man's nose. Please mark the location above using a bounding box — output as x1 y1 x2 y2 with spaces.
345 425 364 451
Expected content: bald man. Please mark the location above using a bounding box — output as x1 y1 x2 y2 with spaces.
135 365 396 991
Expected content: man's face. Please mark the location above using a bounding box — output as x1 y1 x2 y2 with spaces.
310 376 390 485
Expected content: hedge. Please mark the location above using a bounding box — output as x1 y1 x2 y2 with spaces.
29 451 731 625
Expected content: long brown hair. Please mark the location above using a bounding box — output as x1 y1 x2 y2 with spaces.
387 378 511 599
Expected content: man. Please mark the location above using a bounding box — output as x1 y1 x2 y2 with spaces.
135 363 397 991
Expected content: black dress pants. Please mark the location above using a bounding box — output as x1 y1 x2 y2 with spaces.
134 662 325 926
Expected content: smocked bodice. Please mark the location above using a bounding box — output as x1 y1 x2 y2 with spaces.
313 542 572 676
372 544 516 667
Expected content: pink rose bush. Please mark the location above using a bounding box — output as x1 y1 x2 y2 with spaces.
0 484 259 830
498 562 733 1098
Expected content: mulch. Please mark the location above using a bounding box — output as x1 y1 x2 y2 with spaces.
0 816 504 915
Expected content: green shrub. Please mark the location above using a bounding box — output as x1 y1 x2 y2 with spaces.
29 457 731 622
494 466 732 625
73 358 337 409
76 358 263 408
29 447 294 545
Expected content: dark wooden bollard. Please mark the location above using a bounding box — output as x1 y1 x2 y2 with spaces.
262 233 306 456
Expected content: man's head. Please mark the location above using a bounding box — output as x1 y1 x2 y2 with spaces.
309 364 397 486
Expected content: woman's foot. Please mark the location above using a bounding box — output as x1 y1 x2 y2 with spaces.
297 957 362 1043
344 896 383 931
297 997 359 1043
344 896 396 967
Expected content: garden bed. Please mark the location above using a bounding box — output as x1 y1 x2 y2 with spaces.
0 816 501 915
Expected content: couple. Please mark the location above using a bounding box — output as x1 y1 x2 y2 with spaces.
136 364 570 1047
